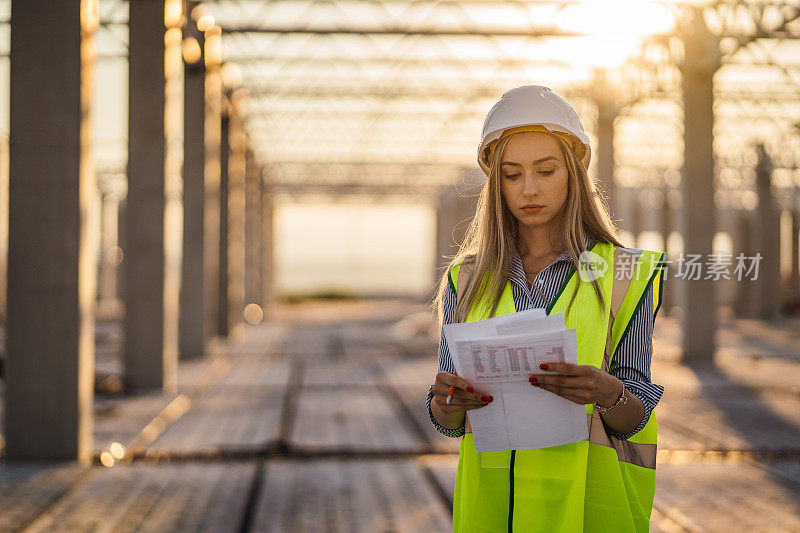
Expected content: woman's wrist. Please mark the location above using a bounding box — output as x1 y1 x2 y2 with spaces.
597 375 624 408
597 381 646 435
430 396 466 429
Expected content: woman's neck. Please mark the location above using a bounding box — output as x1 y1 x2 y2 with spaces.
516 224 560 260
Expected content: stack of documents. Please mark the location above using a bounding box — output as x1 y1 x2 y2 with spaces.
443 309 589 452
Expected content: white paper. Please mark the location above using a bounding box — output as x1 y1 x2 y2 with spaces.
443 311 589 453
495 312 565 336
456 329 576 383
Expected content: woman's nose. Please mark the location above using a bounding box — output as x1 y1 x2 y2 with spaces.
522 175 539 197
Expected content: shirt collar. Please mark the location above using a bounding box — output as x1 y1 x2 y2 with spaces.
508 234 594 282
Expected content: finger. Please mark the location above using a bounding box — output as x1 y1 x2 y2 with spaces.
435 372 476 394
536 383 591 403
449 388 485 400
537 362 585 375
435 388 493 405
539 380 584 404
432 382 455 396
531 374 589 389
442 397 487 408
432 382 481 401
434 397 488 412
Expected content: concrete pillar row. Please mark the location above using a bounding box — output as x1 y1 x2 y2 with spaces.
754 144 781 320
435 168 483 298
217 99 230 337
260 169 276 311
244 146 262 314
225 89 248 333
791 209 800 298
592 72 618 223
678 6 719 361
124 0 182 392
734 209 756 317
179 8 207 359
98 186 123 306
659 186 676 312
6 0 98 461
204 25 224 346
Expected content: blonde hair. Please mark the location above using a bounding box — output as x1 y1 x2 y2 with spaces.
433 132 623 325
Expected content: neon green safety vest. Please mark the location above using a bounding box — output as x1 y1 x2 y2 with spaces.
449 242 666 533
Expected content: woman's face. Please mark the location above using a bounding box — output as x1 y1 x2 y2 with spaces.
499 131 569 230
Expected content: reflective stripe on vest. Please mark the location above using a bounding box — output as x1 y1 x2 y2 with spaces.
449 242 666 533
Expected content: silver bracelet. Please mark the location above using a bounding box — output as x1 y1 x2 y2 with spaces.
595 383 628 414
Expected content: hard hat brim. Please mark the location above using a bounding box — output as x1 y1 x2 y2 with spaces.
478 124 591 175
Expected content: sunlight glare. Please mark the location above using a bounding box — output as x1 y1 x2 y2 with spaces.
100 451 115 467
556 0 677 68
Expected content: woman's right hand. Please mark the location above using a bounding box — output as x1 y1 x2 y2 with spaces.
431 371 494 413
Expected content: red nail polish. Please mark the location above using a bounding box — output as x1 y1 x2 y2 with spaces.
530 376 538 383
481 395 493 402
466 386 474 393
539 363 548 370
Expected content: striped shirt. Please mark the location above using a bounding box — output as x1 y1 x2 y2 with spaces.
426 240 665 440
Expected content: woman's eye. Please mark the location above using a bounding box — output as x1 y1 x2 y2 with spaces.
539 169 556 176
504 174 520 180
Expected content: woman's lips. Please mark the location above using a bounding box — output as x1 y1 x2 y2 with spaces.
521 205 544 214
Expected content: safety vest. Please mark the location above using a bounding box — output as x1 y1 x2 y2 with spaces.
449 241 666 533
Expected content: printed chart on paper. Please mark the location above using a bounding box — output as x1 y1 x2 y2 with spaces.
470 338 566 382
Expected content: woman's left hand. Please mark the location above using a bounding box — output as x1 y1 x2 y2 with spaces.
529 362 620 407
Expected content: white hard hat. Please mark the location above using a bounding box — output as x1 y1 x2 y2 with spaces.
477 85 591 175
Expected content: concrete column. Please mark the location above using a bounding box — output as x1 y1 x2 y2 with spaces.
734 209 753 316
226 90 247 332
678 7 719 361
204 25 223 344
595 95 617 219
435 168 483 278
125 0 179 392
218 105 230 337
631 190 643 245
659 187 675 312
787 208 800 313
260 172 275 309
244 146 262 312
754 145 781 320
0 135 9 321
179 12 206 359
6 0 98 462
118 196 128 302
98 189 120 304
162 1 183 375
791 209 800 295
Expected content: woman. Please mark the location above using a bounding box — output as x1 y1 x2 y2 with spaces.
426 86 666 532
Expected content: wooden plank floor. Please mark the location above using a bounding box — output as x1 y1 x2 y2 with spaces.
249 459 451 532
146 386 285 455
0 462 89 532
654 463 800 531
2 301 800 531
22 463 256 533
291 387 426 453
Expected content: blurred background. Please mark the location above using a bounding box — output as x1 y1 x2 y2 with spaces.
0 0 799 531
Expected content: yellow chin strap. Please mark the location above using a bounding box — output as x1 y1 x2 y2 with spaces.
487 124 576 164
